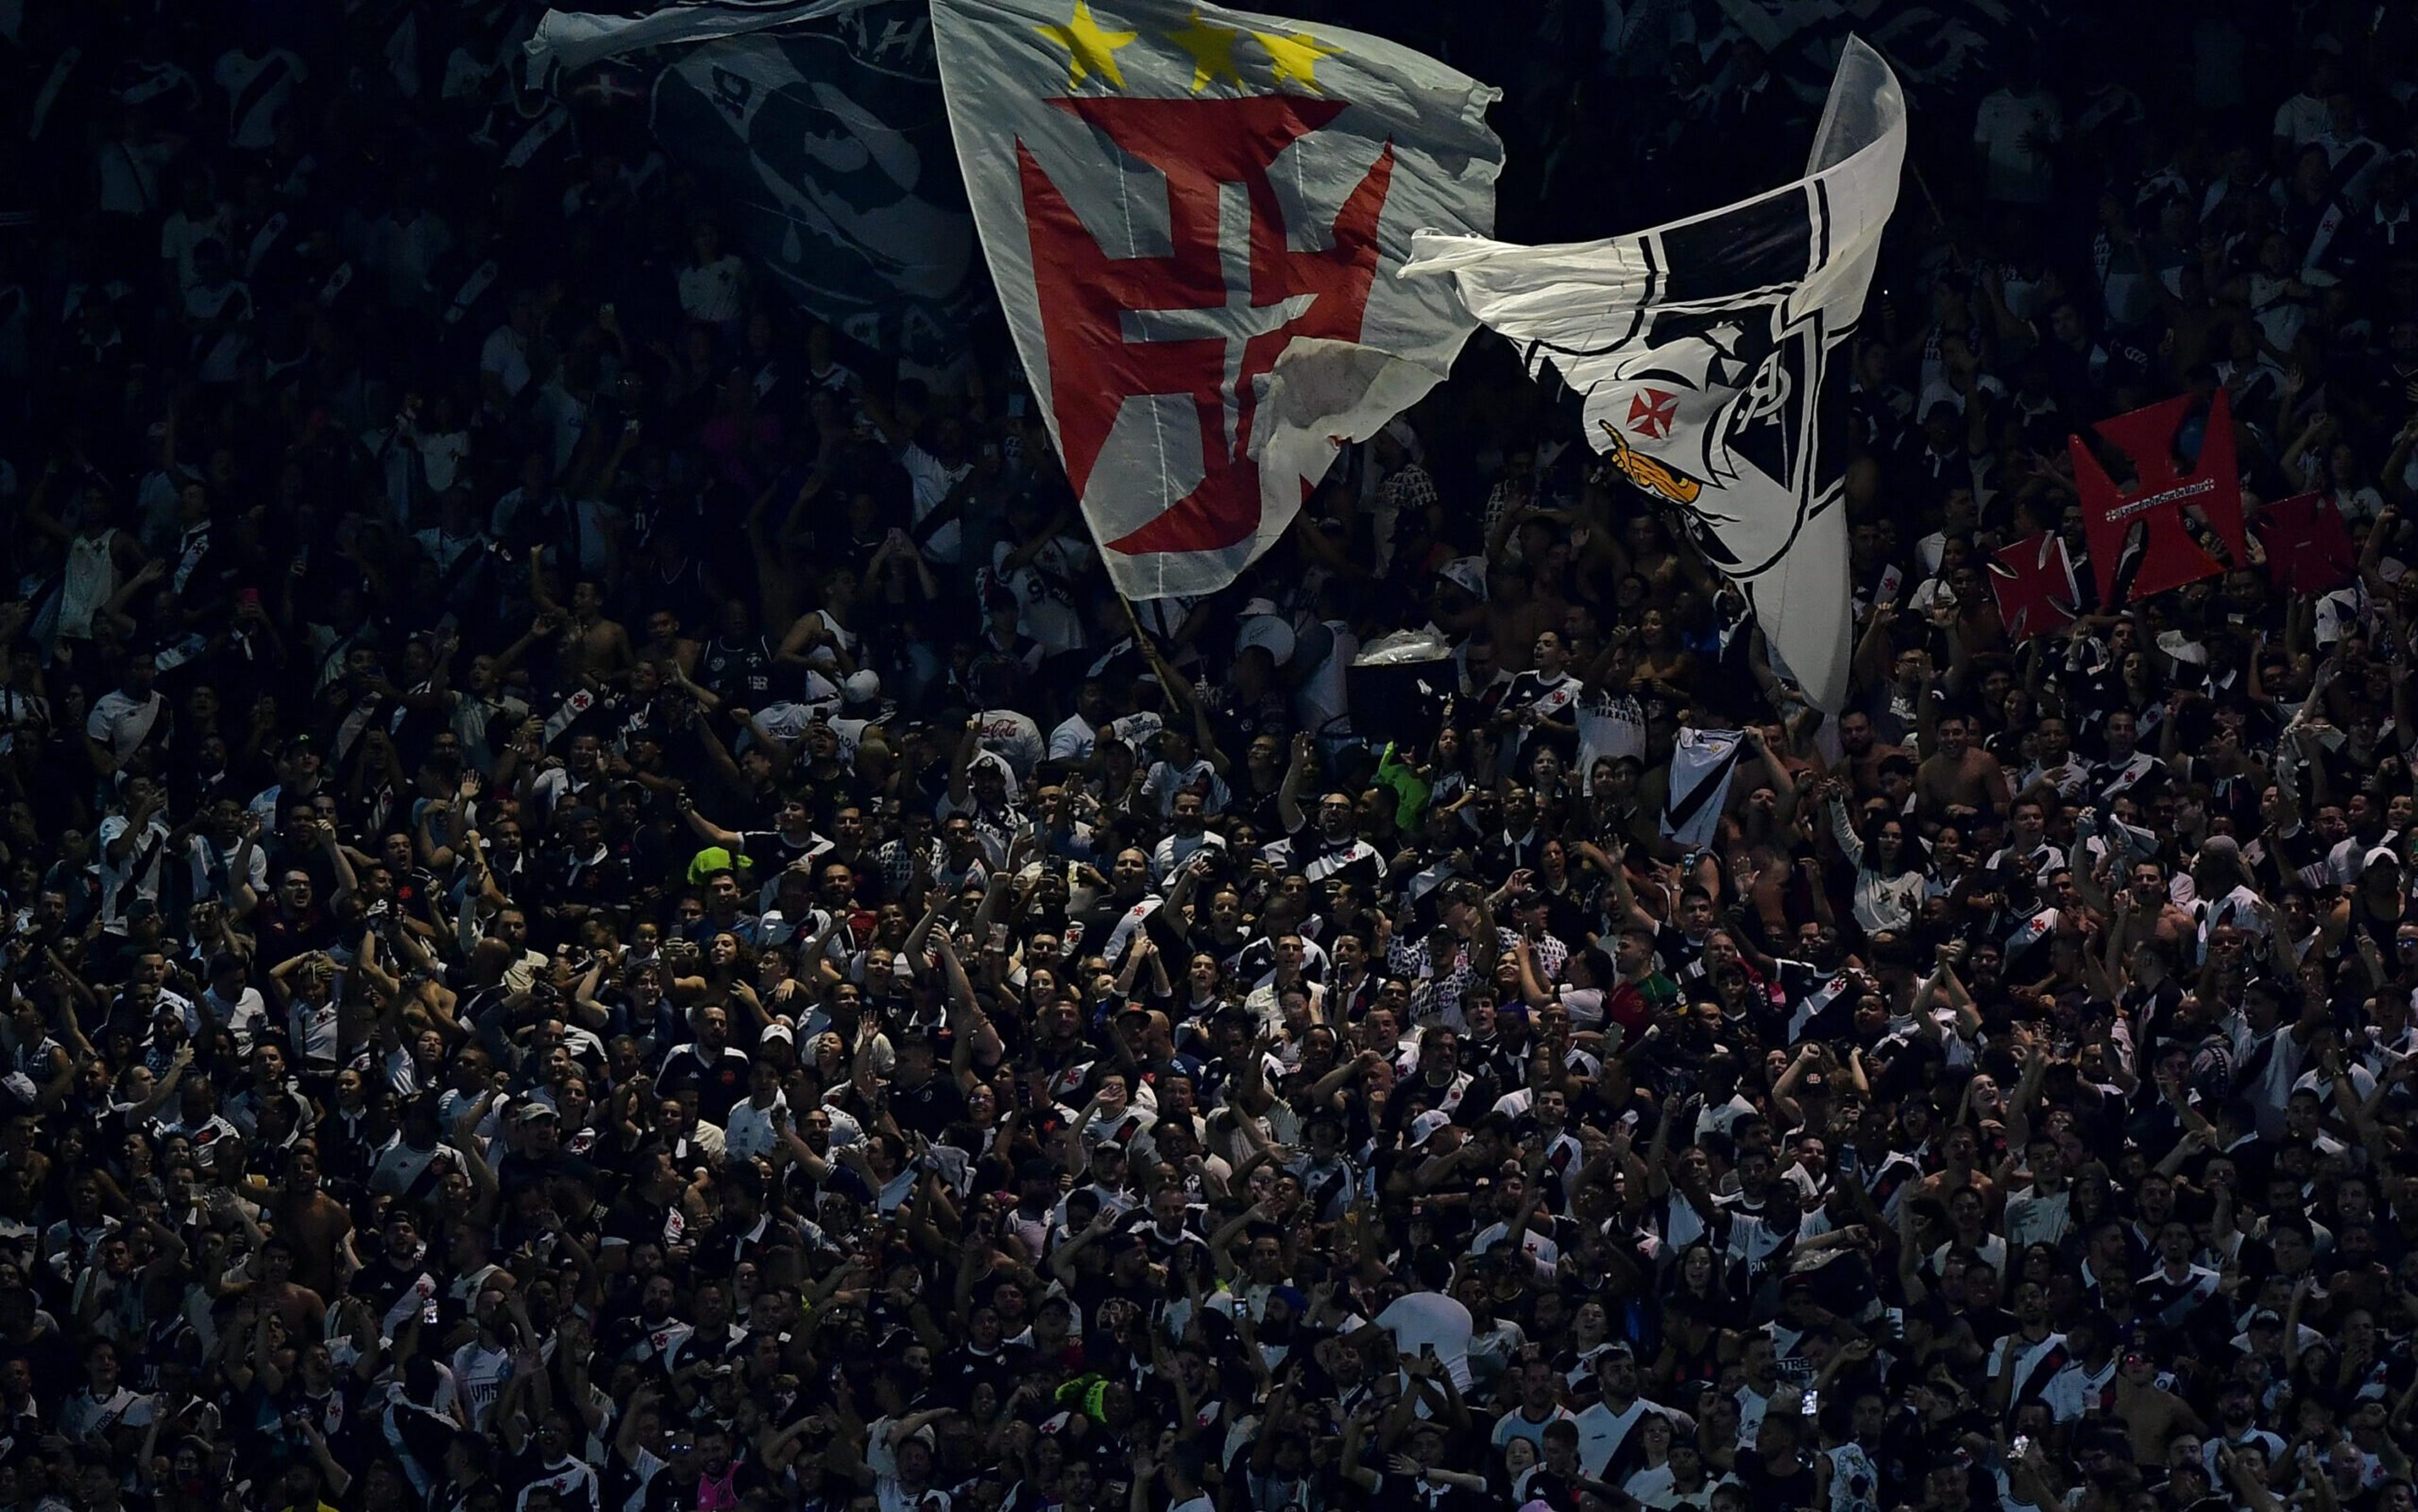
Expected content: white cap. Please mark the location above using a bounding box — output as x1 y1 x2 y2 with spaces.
1408 1110 1452 1149
1236 607 1295 666
1439 557 1489 601
842 669 882 703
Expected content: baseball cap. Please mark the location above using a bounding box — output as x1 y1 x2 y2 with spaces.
686 844 751 884
1407 1110 1452 1149
1235 601 1296 666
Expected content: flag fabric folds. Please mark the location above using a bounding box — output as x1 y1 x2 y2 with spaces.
2254 492 2359 596
1401 38 1907 713
1708 0 2055 108
528 1 877 75
1662 727 1747 848
532 6 980 365
2068 389 2247 608
930 0 1502 600
1987 531 2080 642
650 18 980 364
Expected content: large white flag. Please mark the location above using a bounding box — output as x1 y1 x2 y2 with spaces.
932 0 1501 599
1404 38 1905 712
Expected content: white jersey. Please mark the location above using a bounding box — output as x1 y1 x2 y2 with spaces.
1825 1441 1881 1512
1575 686 1645 789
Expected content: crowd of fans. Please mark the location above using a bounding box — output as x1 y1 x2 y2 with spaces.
1 0 2417 1510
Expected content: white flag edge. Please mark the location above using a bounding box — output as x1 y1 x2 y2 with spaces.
526 0 882 74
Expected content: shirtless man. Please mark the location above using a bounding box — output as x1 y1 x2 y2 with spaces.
1917 713 2010 830
1836 710 1911 800
1473 562 1560 675
2106 859 2196 957
531 552 633 688
1910 1122 1999 1220
635 608 701 681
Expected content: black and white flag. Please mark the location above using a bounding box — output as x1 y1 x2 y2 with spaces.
1404 38 1906 713
533 3 981 363
1660 727 1746 848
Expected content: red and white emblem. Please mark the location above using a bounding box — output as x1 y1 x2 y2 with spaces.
1019 96 1393 558
932 0 1503 598
1626 386 1677 440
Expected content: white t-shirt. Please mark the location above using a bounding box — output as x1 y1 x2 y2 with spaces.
724 1094 787 1166
207 984 271 1051
2273 92 2330 146
161 205 232 290
974 709 1047 778
678 254 747 324
1374 1290 1474 1389
479 324 530 399
990 535 1092 656
1048 711 1162 765
1576 687 1645 788
1577 1395 1692 1479
899 443 970 565
1623 1467 1735 1511
95 814 172 933
85 688 164 763
288 995 343 1069
449 1340 511 1432
183 278 253 384
1973 88 2062 204
213 47 307 151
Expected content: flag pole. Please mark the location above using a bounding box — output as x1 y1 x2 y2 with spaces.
1907 161 1947 229
1120 593 1191 696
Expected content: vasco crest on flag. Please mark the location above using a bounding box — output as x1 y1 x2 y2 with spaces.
2067 389 2247 608
2253 491 2358 596
931 0 1502 599
1400 40 1907 714
648 13 982 365
1987 531 2080 642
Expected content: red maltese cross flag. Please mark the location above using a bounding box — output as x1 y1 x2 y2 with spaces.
1987 531 2081 642
2254 492 2359 596
2067 389 2249 608
933 0 1502 598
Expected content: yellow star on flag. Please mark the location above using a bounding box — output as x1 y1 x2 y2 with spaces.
1251 29 1341 92
1036 0 1137 89
1166 10 1244 93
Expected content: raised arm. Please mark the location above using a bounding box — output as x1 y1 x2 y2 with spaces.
1277 730 1314 834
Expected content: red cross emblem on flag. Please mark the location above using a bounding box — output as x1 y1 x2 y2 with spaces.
571 67 646 109
1626 387 1677 440
1987 531 2080 642
2253 491 2358 596
1016 96 1393 557
2067 389 2247 606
